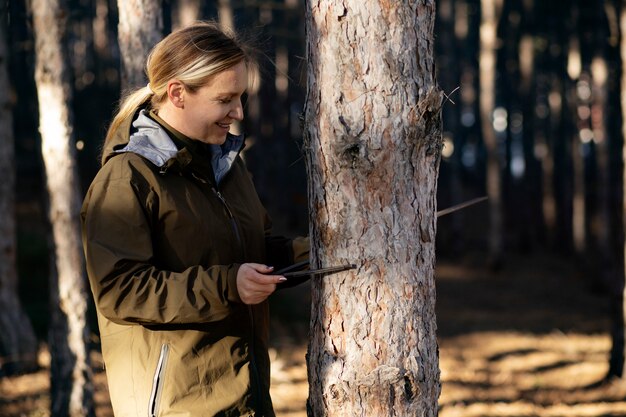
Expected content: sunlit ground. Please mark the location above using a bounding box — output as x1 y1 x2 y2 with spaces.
2 253 626 416
438 331 626 417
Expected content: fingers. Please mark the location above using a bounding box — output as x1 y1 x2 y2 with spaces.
236 263 286 305
245 263 287 285
249 263 275 274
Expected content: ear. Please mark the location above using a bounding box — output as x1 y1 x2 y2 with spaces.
166 80 186 108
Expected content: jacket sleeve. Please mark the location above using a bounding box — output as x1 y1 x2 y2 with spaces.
81 173 242 327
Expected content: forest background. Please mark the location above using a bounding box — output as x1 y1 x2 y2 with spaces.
4 0 626 416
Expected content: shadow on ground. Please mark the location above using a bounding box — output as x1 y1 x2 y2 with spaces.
2 252 624 417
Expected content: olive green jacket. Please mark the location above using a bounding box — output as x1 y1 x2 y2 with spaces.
81 110 307 417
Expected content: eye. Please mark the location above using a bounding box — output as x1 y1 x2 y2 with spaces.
218 98 232 104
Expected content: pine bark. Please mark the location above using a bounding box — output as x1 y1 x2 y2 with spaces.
117 0 163 90
0 4 38 376
31 1 94 416
304 1 442 415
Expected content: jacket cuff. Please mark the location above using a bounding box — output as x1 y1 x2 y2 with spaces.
227 264 243 303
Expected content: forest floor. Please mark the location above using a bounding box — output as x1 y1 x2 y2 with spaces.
2 251 626 417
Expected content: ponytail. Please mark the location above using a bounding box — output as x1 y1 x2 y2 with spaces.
104 85 154 146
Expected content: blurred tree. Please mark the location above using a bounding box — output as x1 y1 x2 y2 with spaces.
479 0 504 267
609 0 626 379
604 0 624 273
31 0 94 416
117 0 163 90
173 0 201 30
547 0 575 254
497 0 526 250
576 0 617 284
218 0 234 31
587 4 611 261
436 0 465 255
0 4 38 377
517 0 545 247
304 1 441 415
435 0 491 255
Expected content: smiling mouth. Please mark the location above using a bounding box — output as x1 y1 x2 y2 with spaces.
217 122 231 129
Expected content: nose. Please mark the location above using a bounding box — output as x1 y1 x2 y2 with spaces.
229 98 244 121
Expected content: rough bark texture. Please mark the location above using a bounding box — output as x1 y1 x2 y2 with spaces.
0 6 38 376
304 1 442 415
31 1 94 416
117 0 163 90
479 0 503 266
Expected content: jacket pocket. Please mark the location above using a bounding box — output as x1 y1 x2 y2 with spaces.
148 344 169 417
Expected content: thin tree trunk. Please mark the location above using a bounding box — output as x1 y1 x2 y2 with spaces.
304 1 442 415
504 0 535 250
519 1 545 246
592 56 611 259
610 0 626 379
117 0 163 90
31 1 94 416
604 0 625 271
173 0 201 30
437 0 465 255
0 4 38 377
532 18 557 245
604 0 624 282
218 0 234 32
479 0 503 267
93 0 110 59
551 3 575 254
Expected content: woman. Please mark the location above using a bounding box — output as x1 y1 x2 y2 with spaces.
81 21 308 417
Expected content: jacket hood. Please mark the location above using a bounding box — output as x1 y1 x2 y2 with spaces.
103 109 244 184
116 110 179 167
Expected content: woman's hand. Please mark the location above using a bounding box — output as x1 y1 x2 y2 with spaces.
236 263 286 305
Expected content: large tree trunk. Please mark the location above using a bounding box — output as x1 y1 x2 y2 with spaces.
31 1 94 416
304 1 442 415
0 5 38 377
117 0 163 90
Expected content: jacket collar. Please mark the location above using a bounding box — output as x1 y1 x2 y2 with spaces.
114 110 179 167
111 109 244 184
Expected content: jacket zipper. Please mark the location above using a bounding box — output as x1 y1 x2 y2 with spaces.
148 344 169 417
191 172 263 412
211 187 244 254
211 186 263 412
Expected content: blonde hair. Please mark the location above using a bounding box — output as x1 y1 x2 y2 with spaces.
105 21 254 145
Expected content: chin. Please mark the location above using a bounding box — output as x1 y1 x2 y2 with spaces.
208 136 227 145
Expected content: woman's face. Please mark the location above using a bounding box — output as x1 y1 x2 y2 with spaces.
178 61 248 145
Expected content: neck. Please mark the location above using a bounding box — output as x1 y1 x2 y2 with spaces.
154 102 187 137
